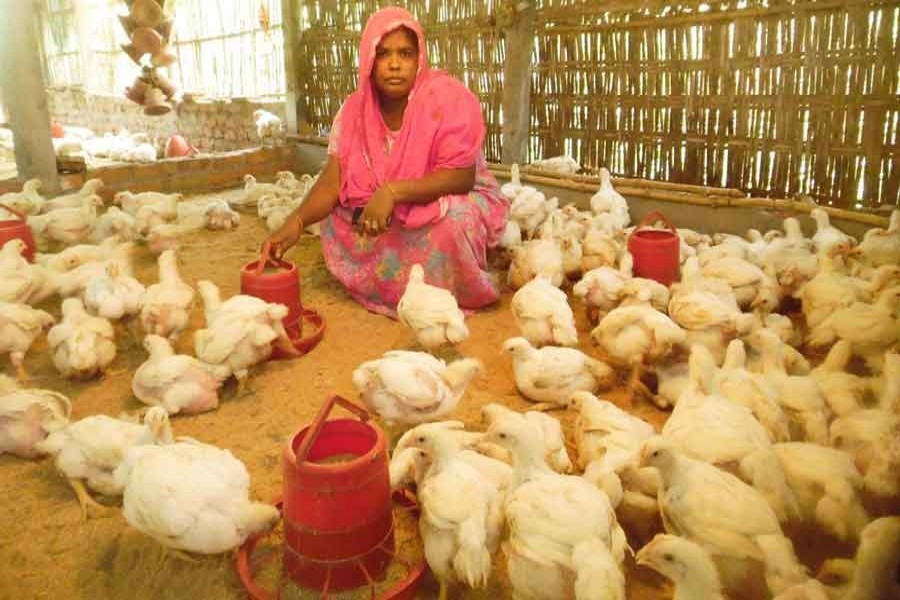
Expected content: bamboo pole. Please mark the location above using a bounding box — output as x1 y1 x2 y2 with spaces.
281 0 302 134
500 3 535 165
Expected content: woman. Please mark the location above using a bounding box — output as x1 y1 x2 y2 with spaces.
265 7 509 317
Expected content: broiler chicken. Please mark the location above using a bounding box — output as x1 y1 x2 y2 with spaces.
0 239 57 304
0 376 71 458
38 178 103 213
529 155 580 175
133 335 227 415
573 253 633 323
849 209 899 268
193 280 297 390
139 249 194 342
810 341 873 417
89 206 136 243
636 534 726 600
589 168 630 230
36 407 172 520
47 298 117 379
397 264 468 349
352 350 482 439
481 403 572 473
510 188 557 239
591 288 686 404
810 208 855 257
830 409 900 499
83 259 145 321
581 226 621 272
114 191 182 217
27 195 102 249
0 178 43 215
114 438 279 554
483 414 628 600
511 275 578 347
508 239 565 289
0 302 55 380
503 337 614 410
640 438 807 599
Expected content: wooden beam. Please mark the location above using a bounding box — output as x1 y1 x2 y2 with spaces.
281 0 302 135
500 4 536 165
0 0 59 191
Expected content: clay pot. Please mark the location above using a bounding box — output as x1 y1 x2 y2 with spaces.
131 0 164 28
50 122 65 138
155 17 173 42
143 86 171 116
165 135 198 158
125 75 151 105
118 14 138 36
152 71 176 99
121 43 145 66
132 27 163 55
151 46 176 68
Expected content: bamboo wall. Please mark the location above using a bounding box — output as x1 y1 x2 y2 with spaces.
293 0 899 210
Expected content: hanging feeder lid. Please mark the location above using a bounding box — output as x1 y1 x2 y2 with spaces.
130 0 164 28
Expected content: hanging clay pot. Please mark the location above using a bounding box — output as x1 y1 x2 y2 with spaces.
121 43 145 66
151 71 176 99
155 17 173 42
118 14 138 36
125 73 151 105
143 86 171 116
151 46 177 68
131 0 164 28
132 27 163 55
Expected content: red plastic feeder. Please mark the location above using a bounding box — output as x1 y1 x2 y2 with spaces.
241 245 324 357
236 396 427 600
628 210 681 286
0 203 37 262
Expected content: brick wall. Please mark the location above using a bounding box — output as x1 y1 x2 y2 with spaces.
46 86 286 154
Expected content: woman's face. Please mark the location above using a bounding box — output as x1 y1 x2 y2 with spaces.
372 27 418 102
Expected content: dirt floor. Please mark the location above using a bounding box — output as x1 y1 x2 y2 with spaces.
0 188 859 600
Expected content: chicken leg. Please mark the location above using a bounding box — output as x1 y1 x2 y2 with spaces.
438 581 449 600
67 478 111 521
12 352 29 382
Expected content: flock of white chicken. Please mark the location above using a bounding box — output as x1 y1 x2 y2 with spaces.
352 164 900 599
0 171 321 557
1 158 899 598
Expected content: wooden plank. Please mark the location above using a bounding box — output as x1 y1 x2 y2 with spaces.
281 0 302 134
500 4 536 165
0 0 59 192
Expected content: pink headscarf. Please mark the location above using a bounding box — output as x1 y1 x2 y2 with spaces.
336 7 487 227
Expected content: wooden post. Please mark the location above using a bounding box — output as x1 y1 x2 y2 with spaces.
281 0 303 135
0 0 59 191
500 3 535 165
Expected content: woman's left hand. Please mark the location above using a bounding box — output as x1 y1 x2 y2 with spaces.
359 184 396 236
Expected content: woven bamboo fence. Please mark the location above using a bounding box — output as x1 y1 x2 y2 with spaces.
292 0 899 210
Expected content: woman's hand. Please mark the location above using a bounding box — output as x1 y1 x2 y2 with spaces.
359 185 396 236
265 213 303 258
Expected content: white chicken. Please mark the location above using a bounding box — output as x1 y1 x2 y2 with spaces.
807 286 900 373
253 108 283 143
483 414 628 600
89 206 137 243
529 155 580 175
810 341 872 417
114 438 279 554
743 442 869 542
798 248 871 330
753 329 831 444
830 409 900 499
700 254 780 311
47 298 117 380
36 237 121 273
809 208 856 257
235 174 292 208
0 376 71 458
36 407 172 520
27 195 102 249
580 226 621 272
640 438 807 598
510 188 557 239
503 337 614 410
814 516 900 600
589 168 630 230
507 238 565 289
397 264 468 349
591 288 686 404
0 178 44 215
83 259 146 321
202 199 240 230
511 275 578 347
760 218 819 297
565 391 658 512
0 301 55 380
193 280 297 389
481 403 572 473
133 335 228 415
0 239 57 304
38 178 103 213
573 253 633 323
849 209 899 268
114 191 182 217
139 249 195 342
402 425 506 598
636 534 726 600
352 350 482 436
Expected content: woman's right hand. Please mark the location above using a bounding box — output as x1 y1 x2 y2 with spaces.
265 214 303 259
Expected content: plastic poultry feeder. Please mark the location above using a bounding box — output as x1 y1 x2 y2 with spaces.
236 395 428 600
628 210 681 286
241 244 324 357
0 203 37 262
